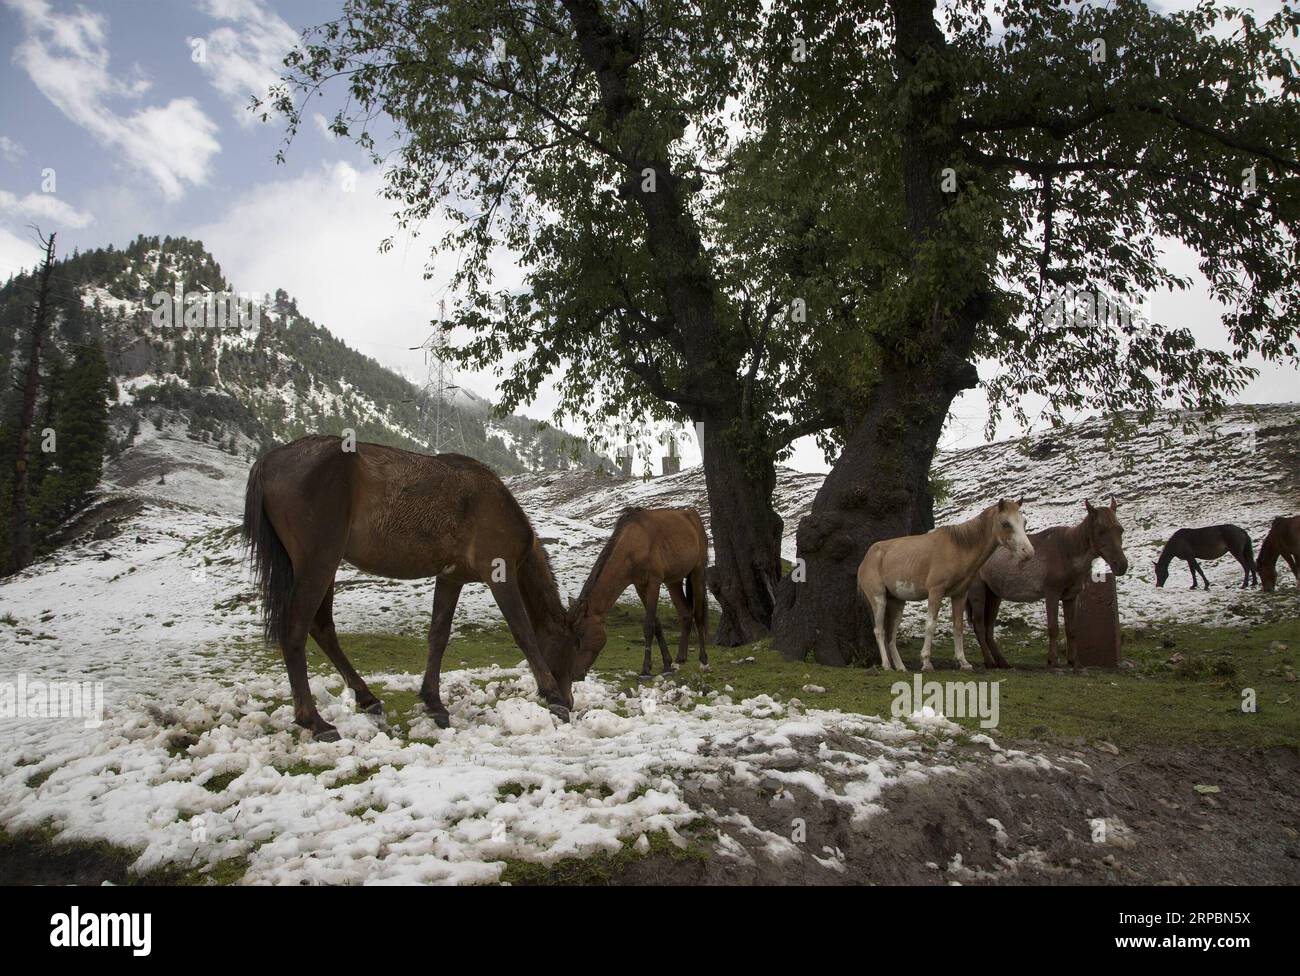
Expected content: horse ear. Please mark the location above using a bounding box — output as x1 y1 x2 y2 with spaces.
1085 498 1094 513
1109 494 1118 510
998 498 1007 512
1015 496 1024 507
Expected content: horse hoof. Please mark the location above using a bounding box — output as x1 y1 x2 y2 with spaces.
921 663 934 673
314 727 341 743
548 703 571 724
699 663 710 673
362 700 384 716
431 711 450 729
959 663 973 672
638 672 654 682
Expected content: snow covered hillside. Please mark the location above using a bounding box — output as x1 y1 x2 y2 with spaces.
0 403 1296 883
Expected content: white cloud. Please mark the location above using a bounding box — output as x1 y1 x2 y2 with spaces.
189 162 505 388
312 112 337 141
0 136 26 163
0 188 94 229
5 0 220 201
192 0 299 127
0 224 44 278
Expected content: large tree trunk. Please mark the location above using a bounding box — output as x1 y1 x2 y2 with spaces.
771 351 976 664
9 232 56 574
699 410 782 645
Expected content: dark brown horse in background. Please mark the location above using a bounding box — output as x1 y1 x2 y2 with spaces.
243 435 572 741
967 498 1128 670
564 507 709 681
1259 515 1300 592
1154 524 1256 589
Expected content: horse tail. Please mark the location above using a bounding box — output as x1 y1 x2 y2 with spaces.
242 456 293 648
686 561 707 629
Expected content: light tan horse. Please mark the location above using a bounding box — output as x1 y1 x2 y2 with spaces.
564 507 709 681
858 499 1034 672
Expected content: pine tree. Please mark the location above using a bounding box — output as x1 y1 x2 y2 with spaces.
30 343 110 544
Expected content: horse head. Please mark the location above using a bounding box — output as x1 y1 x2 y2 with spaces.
994 497 1035 562
1259 560 1277 592
1154 559 1169 587
545 597 607 705
1085 496 1129 576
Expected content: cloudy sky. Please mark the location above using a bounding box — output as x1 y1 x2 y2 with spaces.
0 0 1295 473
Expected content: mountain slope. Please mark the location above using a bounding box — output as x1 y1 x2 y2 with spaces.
0 234 612 483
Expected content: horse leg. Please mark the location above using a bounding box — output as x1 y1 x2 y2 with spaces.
690 564 709 670
870 594 893 670
487 573 569 719
1045 595 1060 668
1187 559 1199 589
886 598 906 671
310 583 382 716
666 580 691 667
950 594 973 671
637 579 663 679
985 592 1010 668
282 563 341 740
419 578 463 728
1195 559 1212 589
919 593 940 672
1062 595 1078 670
653 618 673 671
966 585 995 668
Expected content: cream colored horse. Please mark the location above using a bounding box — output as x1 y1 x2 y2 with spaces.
858 499 1034 672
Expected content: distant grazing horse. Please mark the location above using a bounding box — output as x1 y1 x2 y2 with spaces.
564 507 709 681
858 499 1035 672
1154 524 1256 589
243 435 572 741
967 497 1129 670
1258 515 1300 592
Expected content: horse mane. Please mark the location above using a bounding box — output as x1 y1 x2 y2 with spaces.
518 529 566 635
945 505 996 551
580 508 644 601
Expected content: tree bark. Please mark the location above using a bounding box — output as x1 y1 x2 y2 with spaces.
9 231 56 574
699 407 783 645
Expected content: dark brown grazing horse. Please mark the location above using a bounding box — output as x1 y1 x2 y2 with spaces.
1154 524 1257 589
1259 515 1300 592
243 435 572 741
564 507 709 681
967 498 1128 670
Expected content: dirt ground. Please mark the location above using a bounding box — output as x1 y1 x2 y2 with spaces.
598 742 1300 886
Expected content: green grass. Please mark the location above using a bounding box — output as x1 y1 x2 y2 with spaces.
498 829 709 886
0 825 249 886
293 602 1298 751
